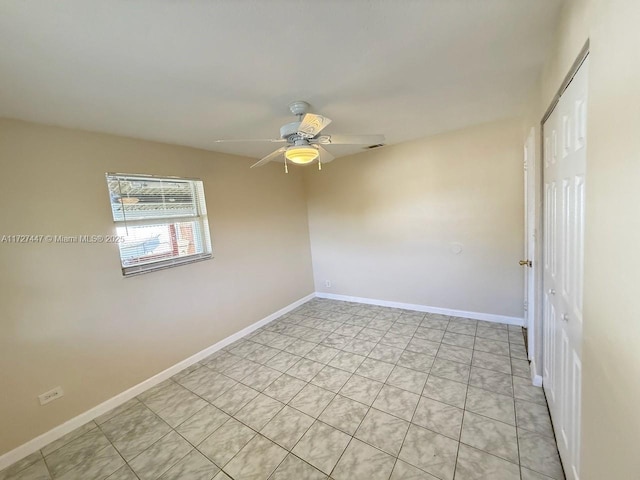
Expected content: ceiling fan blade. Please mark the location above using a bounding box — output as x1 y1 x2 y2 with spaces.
250 147 286 168
214 138 285 143
313 134 385 145
297 113 332 138
316 145 335 164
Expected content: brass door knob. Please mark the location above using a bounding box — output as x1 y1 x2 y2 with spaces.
519 260 532 267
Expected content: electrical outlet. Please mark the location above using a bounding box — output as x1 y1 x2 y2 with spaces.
39 386 64 406
324 280 332 288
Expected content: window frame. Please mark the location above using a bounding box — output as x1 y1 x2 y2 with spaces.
106 172 213 277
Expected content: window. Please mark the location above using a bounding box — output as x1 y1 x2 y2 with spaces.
106 173 212 276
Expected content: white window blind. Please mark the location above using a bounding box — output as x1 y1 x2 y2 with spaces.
106 173 213 276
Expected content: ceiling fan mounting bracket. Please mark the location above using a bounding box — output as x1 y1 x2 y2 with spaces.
288 100 310 117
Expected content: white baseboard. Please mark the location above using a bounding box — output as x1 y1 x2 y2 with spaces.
530 359 543 387
0 292 315 471
315 292 525 326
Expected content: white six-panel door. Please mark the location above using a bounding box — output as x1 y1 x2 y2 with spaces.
542 55 588 480
523 128 537 363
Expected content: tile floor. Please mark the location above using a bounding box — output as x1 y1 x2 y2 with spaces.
1 298 565 480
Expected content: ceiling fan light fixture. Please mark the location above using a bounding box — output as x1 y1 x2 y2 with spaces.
285 145 318 164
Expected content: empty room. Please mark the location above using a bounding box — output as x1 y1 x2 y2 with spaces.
0 1 638 479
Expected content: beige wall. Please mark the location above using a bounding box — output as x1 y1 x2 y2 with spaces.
305 118 525 318
527 0 640 477
0 119 314 455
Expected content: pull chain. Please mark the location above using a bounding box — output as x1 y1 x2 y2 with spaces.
318 161 322 171
284 158 288 174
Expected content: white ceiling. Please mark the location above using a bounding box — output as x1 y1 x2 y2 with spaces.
0 0 563 159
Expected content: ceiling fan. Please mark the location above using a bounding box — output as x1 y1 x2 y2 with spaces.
214 101 385 171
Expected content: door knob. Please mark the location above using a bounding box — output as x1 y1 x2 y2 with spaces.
548 289 556 295
519 260 532 267
561 313 569 322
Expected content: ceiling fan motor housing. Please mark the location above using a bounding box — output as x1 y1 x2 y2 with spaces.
280 121 303 141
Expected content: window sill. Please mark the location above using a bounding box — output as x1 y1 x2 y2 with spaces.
122 253 213 277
